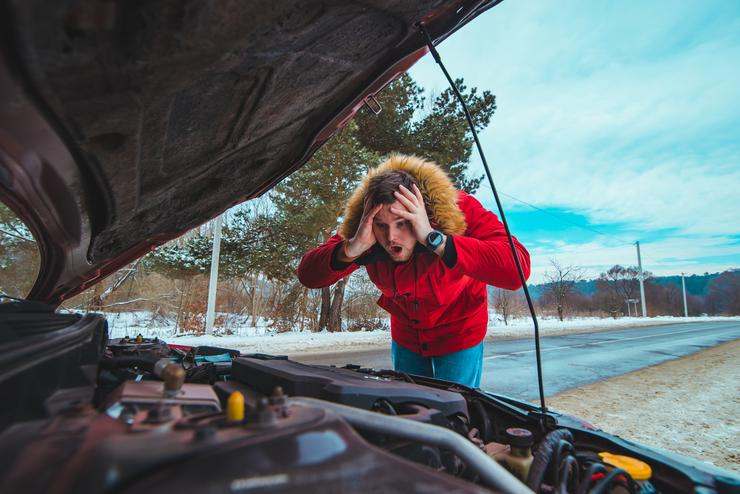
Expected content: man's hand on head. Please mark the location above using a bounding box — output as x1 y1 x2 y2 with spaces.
341 197 381 262
391 184 446 256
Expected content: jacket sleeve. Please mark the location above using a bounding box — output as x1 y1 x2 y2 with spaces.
296 234 361 288
447 192 531 290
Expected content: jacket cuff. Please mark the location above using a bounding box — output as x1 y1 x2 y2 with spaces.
441 235 458 268
330 241 354 271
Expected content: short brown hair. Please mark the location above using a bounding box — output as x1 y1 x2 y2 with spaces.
366 170 420 206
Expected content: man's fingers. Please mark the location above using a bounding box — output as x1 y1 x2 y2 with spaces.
389 207 414 220
412 183 425 205
361 198 379 218
393 190 416 211
397 185 418 206
364 204 382 224
361 195 374 216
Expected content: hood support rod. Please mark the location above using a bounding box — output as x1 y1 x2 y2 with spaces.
417 23 547 419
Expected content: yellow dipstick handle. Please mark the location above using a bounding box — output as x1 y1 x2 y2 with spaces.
227 391 245 423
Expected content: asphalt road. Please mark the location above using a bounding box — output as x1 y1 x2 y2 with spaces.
290 321 740 400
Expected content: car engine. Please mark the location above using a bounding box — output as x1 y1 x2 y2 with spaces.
1 311 733 494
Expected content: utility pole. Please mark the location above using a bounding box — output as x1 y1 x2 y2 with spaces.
681 272 688 317
635 241 647 317
205 214 223 335
627 299 638 317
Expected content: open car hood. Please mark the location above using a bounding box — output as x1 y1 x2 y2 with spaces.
0 0 501 305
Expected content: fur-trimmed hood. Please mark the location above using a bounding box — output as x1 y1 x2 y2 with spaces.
339 154 467 239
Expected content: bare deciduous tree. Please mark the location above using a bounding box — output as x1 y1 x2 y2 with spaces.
493 288 514 326
705 271 740 315
595 265 651 317
542 258 584 321
87 259 142 311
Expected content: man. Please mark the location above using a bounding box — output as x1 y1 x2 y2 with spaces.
297 154 530 387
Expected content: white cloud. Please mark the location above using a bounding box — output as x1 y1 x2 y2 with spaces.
476 37 740 237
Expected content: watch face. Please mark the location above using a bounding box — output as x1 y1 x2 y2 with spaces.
427 231 443 248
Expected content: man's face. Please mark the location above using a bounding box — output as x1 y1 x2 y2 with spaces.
372 201 417 262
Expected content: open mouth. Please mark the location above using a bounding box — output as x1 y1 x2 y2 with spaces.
390 245 403 255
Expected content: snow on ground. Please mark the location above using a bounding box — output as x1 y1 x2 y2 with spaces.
98 310 740 356
102 311 274 339
547 340 739 472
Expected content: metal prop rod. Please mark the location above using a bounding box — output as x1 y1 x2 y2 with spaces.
418 23 547 416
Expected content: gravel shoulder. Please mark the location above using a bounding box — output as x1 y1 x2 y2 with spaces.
546 339 739 472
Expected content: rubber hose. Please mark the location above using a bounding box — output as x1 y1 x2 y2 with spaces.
556 455 579 494
526 428 575 491
552 439 575 487
575 462 608 494
373 399 398 415
589 468 629 494
470 400 493 442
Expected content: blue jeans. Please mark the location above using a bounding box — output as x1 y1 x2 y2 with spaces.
391 341 484 388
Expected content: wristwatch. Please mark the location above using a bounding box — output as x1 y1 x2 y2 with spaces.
425 230 444 251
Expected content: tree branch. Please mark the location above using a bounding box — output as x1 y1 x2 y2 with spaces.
99 298 150 309
0 227 34 243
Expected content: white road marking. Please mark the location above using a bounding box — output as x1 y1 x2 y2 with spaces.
483 326 733 360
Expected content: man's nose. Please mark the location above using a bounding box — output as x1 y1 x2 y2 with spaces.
388 225 400 243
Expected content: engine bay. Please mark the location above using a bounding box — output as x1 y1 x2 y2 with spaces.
0 312 735 494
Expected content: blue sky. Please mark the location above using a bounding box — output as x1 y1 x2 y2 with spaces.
407 0 740 282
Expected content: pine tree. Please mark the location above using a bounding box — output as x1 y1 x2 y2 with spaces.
0 203 38 297
235 74 497 331
354 74 496 193
231 122 379 331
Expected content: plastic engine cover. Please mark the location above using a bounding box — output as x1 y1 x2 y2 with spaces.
232 356 468 417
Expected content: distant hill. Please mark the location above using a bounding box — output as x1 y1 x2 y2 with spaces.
524 270 735 300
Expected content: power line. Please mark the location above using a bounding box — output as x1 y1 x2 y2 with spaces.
476 185 673 272
535 244 634 256
478 183 634 246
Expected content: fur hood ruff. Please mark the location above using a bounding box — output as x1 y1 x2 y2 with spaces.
339 154 467 239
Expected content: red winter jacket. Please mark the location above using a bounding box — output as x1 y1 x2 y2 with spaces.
296 155 530 357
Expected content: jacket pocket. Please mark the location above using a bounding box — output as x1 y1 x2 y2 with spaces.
415 274 441 308
429 265 466 307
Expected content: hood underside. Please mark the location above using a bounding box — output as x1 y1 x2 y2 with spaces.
0 0 500 304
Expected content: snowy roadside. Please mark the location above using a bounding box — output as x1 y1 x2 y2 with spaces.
546 339 739 472
485 315 739 342
100 311 740 356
